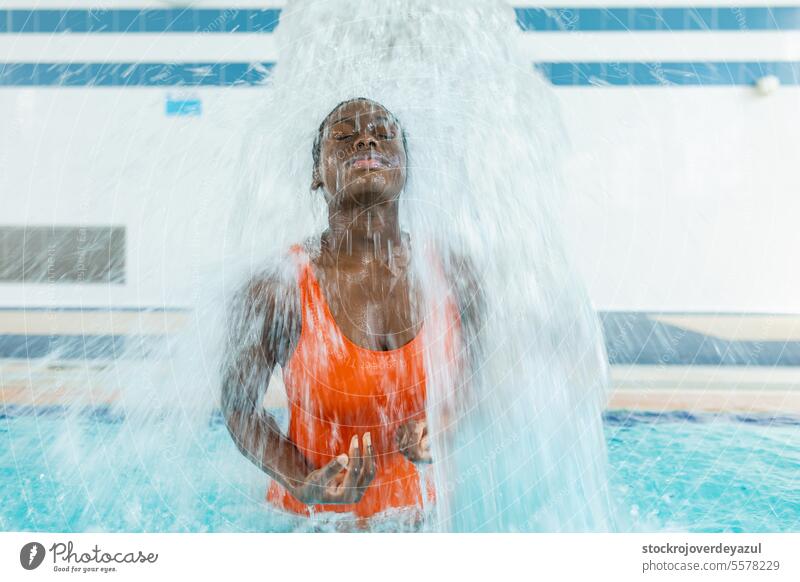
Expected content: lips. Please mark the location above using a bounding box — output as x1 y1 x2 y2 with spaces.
348 152 390 170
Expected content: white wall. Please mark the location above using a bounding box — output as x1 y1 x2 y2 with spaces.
560 87 800 313
0 87 264 307
1 1 799 312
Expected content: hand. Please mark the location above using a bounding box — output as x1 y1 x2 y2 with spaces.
287 433 377 505
396 418 432 463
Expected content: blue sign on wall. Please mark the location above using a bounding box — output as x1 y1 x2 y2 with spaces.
166 96 202 116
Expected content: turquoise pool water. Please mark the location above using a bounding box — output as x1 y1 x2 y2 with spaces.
1 408 798 532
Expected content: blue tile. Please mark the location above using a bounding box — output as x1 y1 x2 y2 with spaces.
222 62 250 85
44 63 67 86
222 9 250 33
199 64 223 85
772 7 800 30
143 10 167 33
736 62 759 84
86 63 119 86
116 10 143 33
521 6 800 33
660 63 698 84
0 64 30 86
575 8 602 31
186 63 222 85
661 8 684 30
36 10 65 33
685 8 713 31
196 9 222 32
514 8 545 32
222 62 273 85
715 63 740 84
605 62 634 84
655 8 670 31
117 63 142 87
604 8 631 32
201 63 225 85
716 7 743 30
168 8 197 32
62 9 88 33
86 8 114 33
31 64 58 86
61 63 91 87
140 63 177 86
35 64 60 85
626 63 656 85
767 61 800 84
541 9 563 32
175 63 203 87
629 8 657 31
249 9 281 32
741 7 769 30
546 62 581 85
5 7 800 34
10 10 35 33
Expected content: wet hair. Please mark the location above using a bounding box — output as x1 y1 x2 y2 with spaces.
312 97 408 178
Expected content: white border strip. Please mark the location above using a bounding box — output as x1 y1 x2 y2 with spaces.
1 533 798 579
1 32 798 62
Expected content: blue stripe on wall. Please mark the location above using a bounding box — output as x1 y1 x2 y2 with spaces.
601 313 800 367
0 9 280 34
1 61 796 87
0 62 274 87
3 312 800 365
1 7 799 34
515 6 800 32
538 61 800 86
0 334 125 359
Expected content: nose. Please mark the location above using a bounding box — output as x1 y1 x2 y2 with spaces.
354 131 377 150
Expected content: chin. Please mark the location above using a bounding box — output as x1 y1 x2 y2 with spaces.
340 176 403 205
341 187 400 207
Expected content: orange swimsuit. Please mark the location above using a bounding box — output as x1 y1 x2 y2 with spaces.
267 245 461 518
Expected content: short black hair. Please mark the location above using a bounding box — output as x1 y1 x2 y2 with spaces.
312 97 408 175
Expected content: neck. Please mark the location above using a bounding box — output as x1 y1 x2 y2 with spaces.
322 201 404 261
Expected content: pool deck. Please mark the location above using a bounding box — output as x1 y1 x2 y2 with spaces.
1 359 799 414
1 311 799 415
609 365 800 413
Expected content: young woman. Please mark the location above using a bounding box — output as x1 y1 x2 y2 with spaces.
221 98 481 520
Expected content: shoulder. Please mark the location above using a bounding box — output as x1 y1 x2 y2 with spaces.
226 252 303 360
235 248 306 312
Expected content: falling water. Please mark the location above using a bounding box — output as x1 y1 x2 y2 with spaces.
40 0 615 532
227 0 616 531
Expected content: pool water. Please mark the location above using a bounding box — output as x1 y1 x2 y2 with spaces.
2 408 798 532
604 411 800 532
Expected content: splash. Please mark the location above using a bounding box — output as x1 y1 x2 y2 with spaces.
41 0 614 532
226 0 615 531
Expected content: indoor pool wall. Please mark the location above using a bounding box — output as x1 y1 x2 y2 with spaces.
2 0 800 535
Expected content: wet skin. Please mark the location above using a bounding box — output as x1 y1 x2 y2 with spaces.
311 99 421 354
221 99 477 506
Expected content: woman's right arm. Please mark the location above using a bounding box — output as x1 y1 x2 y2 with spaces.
220 275 313 490
220 272 376 504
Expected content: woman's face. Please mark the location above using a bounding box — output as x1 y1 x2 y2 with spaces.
314 100 407 206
